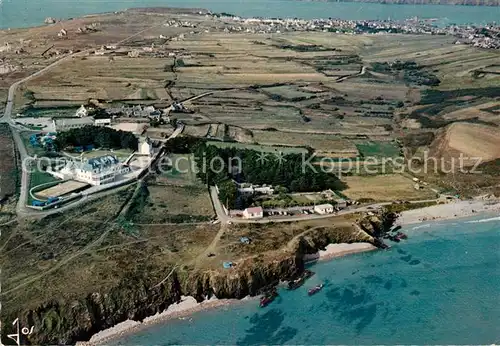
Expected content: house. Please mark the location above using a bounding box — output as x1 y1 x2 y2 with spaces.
59 155 130 185
314 203 334 215
335 199 347 209
75 105 88 118
94 118 111 126
254 186 274 195
53 117 94 131
243 206 263 219
237 184 274 197
139 137 153 157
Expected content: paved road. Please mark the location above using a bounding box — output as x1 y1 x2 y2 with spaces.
1 53 83 215
1 22 174 218
210 186 438 224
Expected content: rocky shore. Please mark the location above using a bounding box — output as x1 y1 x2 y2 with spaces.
4 217 381 345
80 242 378 345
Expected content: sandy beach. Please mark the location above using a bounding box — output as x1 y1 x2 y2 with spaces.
396 200 500 226
303 242 377 262
77 295 251 346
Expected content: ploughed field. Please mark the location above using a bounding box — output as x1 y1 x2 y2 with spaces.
0 124 17 200
5 11 499 170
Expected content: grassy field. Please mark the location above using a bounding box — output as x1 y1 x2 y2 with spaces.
253 130 359 157
127 184 214 224
158 153 199 186
29 170 59 190
341 174 437 202
206 140 309 155
0 125 17 200
355 141 402 159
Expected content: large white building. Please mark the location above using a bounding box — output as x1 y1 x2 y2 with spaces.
53 117 94 131
59 155 130 185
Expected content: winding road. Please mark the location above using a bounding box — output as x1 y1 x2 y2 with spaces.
1 22 181 218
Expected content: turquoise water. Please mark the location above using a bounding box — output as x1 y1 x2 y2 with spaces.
113 215 500 345
1 0 499 29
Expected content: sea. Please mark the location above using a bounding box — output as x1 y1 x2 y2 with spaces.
1 0 500 30
113 215 500 345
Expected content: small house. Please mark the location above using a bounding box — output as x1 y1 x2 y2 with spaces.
314 203 334 215
94 118 111 126
243 206 263 219
335 199 347 209
75 105 88 118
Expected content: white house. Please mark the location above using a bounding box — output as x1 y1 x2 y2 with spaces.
75 105 88 118
314 203 334 215
59 155 130 186
75 155 130 185
94 118 111 126
243 206 263 219
139 137 153 157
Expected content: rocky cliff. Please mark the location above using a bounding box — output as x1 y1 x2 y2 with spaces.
4 221 381 345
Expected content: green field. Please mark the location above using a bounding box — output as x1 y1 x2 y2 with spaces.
159 153 199 185
206 141 309 155
28 170 60 204
29 170 58 189
355 141 401 159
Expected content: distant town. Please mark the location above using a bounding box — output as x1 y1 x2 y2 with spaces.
213 14 500 49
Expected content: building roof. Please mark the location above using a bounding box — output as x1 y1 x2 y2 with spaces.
245 206 263 214
54 117 94 127
315 203 334 209
77 155 120 172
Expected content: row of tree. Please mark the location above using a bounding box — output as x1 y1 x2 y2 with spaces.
194 144 347 209
54 125 138 151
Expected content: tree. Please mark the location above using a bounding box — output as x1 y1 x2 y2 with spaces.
218 179 238 209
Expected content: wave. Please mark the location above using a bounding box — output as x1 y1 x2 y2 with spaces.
465 216 500 224
412 224 431 230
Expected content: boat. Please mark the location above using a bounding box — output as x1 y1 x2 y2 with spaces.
395 231 408 240
259 288 278 307
308 284 324 296
287 270 315 290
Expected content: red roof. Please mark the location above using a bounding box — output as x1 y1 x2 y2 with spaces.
245 207 263 213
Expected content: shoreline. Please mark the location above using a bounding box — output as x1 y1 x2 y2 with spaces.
304 242 377 263
78 243 376 345
76 199 499 345
396 199 500 226
77 295 253 346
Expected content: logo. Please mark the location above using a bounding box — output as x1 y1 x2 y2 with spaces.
0 318 34 346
